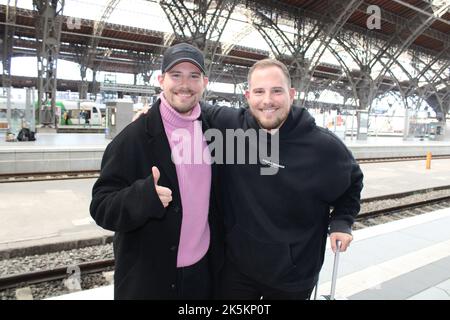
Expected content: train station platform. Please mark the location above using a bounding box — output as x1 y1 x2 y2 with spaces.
1 132 450 175
48 207 450 300
360 158 450 199
318 207 450 300
0 133 107 175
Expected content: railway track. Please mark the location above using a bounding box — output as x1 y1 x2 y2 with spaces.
0 171 100 183
361 185 450 203
357 154 450 163
354 195 450 229
0 259 114 291
1 155 449 183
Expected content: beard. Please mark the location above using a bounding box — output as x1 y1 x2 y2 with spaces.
250 107 286 130
169 89 199 114
256 116 284 130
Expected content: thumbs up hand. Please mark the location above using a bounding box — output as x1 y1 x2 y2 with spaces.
152 166 172 208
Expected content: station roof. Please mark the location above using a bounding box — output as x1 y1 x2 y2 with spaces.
253 0 449 54
0 1 448 86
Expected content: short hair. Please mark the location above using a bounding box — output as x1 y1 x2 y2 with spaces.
247 58 292 88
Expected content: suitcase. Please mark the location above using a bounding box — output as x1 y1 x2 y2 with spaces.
313 240 344 300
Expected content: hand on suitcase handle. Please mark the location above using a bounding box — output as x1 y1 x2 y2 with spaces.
330 232 353 253
336 240 342 252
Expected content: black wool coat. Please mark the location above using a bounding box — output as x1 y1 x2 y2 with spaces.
90 99 224 299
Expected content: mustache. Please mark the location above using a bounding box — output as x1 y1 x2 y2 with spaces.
258 105 278 110
175 88 195 95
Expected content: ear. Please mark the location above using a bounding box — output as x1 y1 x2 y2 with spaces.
289 88 296 102
203 76 209 88
157 74 164 89
245 90 250 100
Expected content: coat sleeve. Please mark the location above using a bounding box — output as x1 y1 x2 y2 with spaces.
329 149 364 235
90 137 166 233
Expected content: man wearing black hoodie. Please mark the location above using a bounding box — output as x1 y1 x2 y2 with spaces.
203 59 363 299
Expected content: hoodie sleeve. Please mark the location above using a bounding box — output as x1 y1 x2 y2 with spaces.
200 103 245 130
329 146 364 235
90 135 166 233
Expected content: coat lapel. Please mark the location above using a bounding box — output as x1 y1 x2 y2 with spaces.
145 100 180 197
199 105 219 197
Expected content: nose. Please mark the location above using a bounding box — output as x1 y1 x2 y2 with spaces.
262 92 272 106
176 79 190 93
180 75 189 86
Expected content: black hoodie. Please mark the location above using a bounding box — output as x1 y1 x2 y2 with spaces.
203 105 363 292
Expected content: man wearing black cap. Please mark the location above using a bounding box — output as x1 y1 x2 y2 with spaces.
90 43 224 299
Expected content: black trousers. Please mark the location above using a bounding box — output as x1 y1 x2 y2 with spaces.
219 258 313 300
176 254 212 299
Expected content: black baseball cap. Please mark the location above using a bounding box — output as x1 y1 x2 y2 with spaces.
161 43 207 75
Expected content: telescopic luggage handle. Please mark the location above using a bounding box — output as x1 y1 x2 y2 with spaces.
313 240 342 300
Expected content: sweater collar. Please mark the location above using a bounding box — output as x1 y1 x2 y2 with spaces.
159 92 201 128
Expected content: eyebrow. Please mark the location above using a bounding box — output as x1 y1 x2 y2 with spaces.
252 86 284 91
168 70 201 75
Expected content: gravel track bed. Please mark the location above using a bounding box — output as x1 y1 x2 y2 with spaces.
0 244 113 276
0 272 112 300
360 189 450 214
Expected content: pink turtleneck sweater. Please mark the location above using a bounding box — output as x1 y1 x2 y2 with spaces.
159 93 211 267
